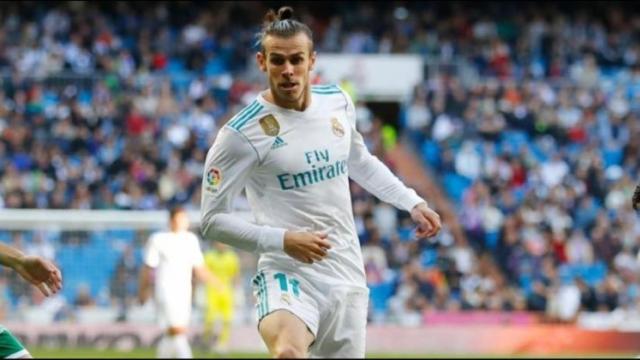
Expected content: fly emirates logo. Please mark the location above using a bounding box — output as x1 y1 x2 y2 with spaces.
277 149 347 191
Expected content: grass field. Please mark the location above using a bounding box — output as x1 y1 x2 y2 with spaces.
27 347 637 358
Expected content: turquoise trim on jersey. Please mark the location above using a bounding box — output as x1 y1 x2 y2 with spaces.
312 90 342 94
311 84 337 89
311 84 342 94
227 101 258 129
228 101 261 130
255 272 268 319
261 272 269 317
252 275 261 317
231 104 264 131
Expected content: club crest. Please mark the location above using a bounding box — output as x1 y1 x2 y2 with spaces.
259 114 280 136
331 117 345 137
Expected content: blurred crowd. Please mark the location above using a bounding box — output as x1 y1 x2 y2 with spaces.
369 69 640 325
0 1 639 326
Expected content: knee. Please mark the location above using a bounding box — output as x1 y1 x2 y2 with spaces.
274 344 306 359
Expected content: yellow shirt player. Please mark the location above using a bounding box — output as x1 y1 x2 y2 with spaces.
203 241 240 353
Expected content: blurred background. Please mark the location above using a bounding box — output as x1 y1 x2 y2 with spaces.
1 0 640 357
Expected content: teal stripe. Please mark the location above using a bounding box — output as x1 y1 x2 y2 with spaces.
233 104 263 130
256 273 264 318
260 272 269 317
311 85 337 90
228 101 259 129
228 101 258 129
252 276 262 318
260 273 265 318
312 90 342 94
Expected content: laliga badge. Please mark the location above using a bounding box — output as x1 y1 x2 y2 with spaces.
259 114 280 136
331 117 345 137
205 167 222 193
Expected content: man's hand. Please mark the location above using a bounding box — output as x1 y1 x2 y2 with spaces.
13 256 62 297
194 265 225 292
633 183 640 210
283 231 332 264
411 202 442 238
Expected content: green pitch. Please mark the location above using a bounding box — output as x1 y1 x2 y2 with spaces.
27 347 434 358
27 347 636 358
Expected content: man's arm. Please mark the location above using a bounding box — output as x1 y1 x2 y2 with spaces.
0 242 62 297
138 234 158 305
344 93 441 238
193 265 224 290
200 127 331 263
137 264 153 305
200 127 286 253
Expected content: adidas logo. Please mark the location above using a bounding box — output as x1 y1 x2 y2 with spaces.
271 136 287 150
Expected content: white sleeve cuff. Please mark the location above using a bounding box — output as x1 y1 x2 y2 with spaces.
257 226 286 253
399 191 426 213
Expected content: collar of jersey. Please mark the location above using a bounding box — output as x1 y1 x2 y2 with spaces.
257 90 317 115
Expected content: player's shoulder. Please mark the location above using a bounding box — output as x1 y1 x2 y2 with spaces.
224 99 268 134
311 83 348 100
221 97 287 161
311 83 352 109
146 231 165 246
311 83 343 95
187 231 200 241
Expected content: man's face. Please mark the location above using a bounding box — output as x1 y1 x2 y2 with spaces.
257 32 316 107
171 211 190 232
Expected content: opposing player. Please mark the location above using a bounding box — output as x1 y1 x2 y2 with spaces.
200 6 441 358
0 242 62 358
138 206 221 359
203 241 240 354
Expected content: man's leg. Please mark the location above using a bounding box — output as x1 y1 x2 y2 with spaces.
258 310 315 358
157 296 193 359
216 294 234 353
309 287 368 358
252 270 320 358
167 326 192 359
203 298 218 350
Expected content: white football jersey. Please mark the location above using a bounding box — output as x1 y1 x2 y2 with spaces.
143 230 204 300
201 84 424 288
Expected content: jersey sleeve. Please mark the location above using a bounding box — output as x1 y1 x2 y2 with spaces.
143 234 160 268
200 126 286 254
342 90 425 212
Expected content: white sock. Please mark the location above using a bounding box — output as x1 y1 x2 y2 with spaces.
157 335 172 358
171 334 193 359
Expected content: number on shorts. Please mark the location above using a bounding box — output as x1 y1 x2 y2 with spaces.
274 272 300 297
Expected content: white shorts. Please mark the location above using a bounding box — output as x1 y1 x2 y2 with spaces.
252 268 369 358
156 293 191 328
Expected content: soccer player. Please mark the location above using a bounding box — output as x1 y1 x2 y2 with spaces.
200 6 441 358
202 241 239 354
138 206 221 359
0 242 62 358
633 183 640 210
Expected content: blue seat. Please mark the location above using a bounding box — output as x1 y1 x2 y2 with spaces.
602 147 623 167
442 172 472 205
369 281 394 314
421 140 441 169
420 249 438 268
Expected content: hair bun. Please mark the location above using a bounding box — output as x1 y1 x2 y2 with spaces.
277 6 294 20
